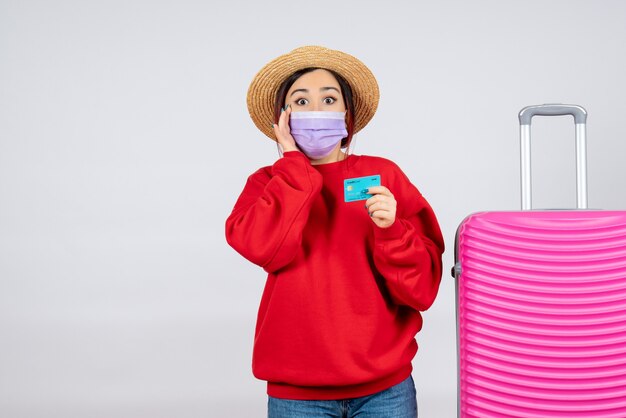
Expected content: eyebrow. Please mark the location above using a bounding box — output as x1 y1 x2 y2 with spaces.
290 86 341 97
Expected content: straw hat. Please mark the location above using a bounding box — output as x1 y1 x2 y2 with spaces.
247 45 380 140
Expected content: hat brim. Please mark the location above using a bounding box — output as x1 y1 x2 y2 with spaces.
247 45 380 141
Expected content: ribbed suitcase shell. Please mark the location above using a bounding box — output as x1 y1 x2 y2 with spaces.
455 210 626 417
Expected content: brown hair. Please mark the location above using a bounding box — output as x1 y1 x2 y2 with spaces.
273 68 356 148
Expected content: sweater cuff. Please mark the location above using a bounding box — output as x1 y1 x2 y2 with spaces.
272 150 313 174
282 150 307 160
373 218 406 241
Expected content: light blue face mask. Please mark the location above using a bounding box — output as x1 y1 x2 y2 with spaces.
289 111 348 159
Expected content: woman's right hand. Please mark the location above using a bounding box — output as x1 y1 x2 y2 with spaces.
273 104 298 153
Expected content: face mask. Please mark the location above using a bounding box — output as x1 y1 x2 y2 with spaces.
289 111 348 159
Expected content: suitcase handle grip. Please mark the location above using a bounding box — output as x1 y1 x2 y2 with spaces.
519 104 587 125
518 104 588 210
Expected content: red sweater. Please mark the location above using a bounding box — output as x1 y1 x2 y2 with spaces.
225 151 444 400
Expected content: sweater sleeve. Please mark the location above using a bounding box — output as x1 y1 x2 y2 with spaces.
371 170 445 312
225 151 323 273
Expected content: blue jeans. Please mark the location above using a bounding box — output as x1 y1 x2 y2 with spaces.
267 375 418 418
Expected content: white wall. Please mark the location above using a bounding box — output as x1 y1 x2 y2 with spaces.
2 0 626 417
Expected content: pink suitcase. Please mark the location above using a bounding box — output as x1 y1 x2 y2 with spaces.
452 104 626 417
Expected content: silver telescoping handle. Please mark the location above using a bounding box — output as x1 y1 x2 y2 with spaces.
518 104 588 210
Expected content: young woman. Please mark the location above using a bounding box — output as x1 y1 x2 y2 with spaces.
225 45 444 418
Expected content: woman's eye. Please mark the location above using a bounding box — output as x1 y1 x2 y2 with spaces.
324 97 336 104
296 98 308 105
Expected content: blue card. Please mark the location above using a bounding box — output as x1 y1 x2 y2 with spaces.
344 175 381 202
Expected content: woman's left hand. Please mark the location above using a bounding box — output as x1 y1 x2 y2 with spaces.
365 186 397 228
